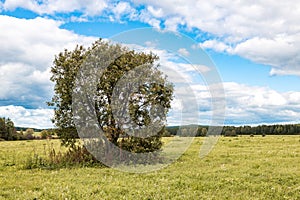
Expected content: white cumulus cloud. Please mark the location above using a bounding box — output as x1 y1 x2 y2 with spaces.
177 48 190 56
2 1 300 76
223 82 300 124
0 15 96 109
168 81 300 126
130 0 300 76
0 105 53 128
2 0 108 16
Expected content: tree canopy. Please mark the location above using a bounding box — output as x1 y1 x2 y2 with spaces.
48 39 174 153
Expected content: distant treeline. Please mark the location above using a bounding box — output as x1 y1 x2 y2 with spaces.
15 127 45 132
165 124 300 136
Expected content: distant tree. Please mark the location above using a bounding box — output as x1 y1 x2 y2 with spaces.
224 129 237 137
25 128 34 135
166 126 179 135
48 39 174 153
290 126 296 135
41 130 50 139
18 129 26 140
25 128 35 140
200 128 207 137
161 129 171 137
6 118 17 140
231 129 237 137
0 118 7 139
0 118 17 140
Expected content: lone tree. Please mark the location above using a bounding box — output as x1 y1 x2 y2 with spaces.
48 39 173 154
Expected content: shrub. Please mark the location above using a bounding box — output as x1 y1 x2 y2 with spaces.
41 130 50 139
25 128 34 135
24 143 103 169
25 133 34 140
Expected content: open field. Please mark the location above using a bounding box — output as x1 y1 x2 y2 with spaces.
0 136 299 199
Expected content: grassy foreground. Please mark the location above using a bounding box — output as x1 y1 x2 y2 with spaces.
0 136 299 199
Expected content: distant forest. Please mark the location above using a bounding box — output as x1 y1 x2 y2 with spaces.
166 124 300 137
15 127 45 132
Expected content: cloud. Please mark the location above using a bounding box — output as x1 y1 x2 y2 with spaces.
147 5 163 18
129 1 300 76
0 63 52 108
0 105 53 128
0 16 94 67
111 2 136 22
230 35 300 75
223 82 300 125
164 16 185 32
200 40 231 52
199 36 300 76
0 15 96 108
177 48 189 56
2 0 108 16
138 9 161 29
2 1 300 76
167 80 300 126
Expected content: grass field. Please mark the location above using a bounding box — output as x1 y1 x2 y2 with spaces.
0 136 299 199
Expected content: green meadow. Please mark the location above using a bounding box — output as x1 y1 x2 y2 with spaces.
0 136 299 199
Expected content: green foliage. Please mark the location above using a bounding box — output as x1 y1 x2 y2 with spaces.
48 39 174 154
0 117 18 140
40 130 50 139
196 127 208 137
25 128 35 140
47 44 86 146
24 145 101 169
25 128 34 135
120 134 163 154
49 145 103 168
24 153 47 169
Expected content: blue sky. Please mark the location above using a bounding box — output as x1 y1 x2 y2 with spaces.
0 0 299 128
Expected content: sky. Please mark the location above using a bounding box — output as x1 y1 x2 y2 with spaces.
0 0 300 128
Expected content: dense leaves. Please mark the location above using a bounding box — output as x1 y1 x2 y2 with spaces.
48 39 174 153
0 117 18 140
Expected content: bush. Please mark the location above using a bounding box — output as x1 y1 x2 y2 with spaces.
25 133 34 140
224 130 237 137
24 128 35 140
24 153 47 169
25 128 34 135
41 130 50 139
24 143 103 169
